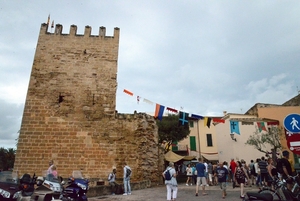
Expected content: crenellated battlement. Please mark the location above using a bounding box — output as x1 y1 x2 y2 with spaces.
40 23 120 39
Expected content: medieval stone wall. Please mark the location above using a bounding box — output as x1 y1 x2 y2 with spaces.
14 23 164 186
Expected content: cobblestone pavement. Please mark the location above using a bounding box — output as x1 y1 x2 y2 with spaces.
89 183 261 201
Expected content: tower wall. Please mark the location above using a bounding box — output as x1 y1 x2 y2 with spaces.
14 23 163 186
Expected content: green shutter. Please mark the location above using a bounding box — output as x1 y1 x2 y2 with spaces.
190 136 196 151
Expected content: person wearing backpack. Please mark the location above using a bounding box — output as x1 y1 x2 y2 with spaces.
235 161 249 199
123 162 132 195
162 162 177 201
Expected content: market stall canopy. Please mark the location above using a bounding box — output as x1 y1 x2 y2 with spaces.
164 151 196 162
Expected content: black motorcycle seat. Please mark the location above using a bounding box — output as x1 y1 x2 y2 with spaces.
246 192 273 201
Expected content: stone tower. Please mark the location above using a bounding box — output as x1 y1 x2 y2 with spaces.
14 23 163 186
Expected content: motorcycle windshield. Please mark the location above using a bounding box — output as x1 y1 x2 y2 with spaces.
72 170 83 179
45 173 60 183
0 171 19 184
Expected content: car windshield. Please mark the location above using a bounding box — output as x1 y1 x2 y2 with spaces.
0 171 19 184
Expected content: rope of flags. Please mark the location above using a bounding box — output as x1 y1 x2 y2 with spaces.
123 88 224 128
123 88 279 134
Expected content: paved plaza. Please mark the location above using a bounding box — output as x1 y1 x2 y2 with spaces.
89 183 260 201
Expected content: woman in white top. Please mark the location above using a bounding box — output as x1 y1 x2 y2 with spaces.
186 164 193 186
162 162 178 201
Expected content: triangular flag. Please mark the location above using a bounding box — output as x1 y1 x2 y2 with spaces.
230 120 240 135
143 98 153 105
257 122 267 132
179 111 189 126
191 114 204 119
47 14 50 25
123 89 133 96
154 104 165 121
166 107 178 113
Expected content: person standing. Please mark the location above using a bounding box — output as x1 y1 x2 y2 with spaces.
195 157 208 196
123 162 132 195
191 164 197 185
108 168 117 195
162 162 178 201
207 162 213 186
266 158 276 189
255 158 261 187
277 150 293 190
235 161 249 199
216 162 229 199
229 158 237 188
47 160 54 175
258 156 268 187
185 164 193 186
248 159 256 186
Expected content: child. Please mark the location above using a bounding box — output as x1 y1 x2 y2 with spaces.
51 165 58 178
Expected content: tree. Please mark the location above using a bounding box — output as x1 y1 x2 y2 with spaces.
245 127 283 163
156 114 190 153
0 147 16 171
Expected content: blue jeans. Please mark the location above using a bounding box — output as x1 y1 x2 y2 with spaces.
123 177 131 194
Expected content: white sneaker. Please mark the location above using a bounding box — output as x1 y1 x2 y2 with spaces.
123 193 127 195
186 184 188 186
128 193 131 195
190 184 193 186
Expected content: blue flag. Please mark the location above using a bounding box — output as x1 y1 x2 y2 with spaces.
230 120 240 135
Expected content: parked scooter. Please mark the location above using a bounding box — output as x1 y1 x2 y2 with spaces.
61 171 89 201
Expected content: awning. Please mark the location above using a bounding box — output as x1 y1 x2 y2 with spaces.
164 151 197 162
202 154 219 161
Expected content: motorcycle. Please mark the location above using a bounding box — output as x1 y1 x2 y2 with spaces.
61 171 89 201
31 171 64 201
244 192 273 201
0 171 36 201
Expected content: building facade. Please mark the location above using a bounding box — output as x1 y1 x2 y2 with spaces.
14 23 163 185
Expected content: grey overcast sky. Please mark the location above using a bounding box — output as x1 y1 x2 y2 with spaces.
1 1 300 149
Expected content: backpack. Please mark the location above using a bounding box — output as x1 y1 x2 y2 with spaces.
276 159 284 174
235 167 245 180
164 169 172 181
126 168 132 177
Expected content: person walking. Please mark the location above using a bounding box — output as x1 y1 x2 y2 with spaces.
235 161 249 199
162 162 177 201
195 157 208 196
215 161 229 199
185 164 193 186
108 168 117 195
123 162 132 195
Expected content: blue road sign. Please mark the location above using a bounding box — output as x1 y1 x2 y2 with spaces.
284 113 300 133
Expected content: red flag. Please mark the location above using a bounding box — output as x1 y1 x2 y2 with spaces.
123 89 133 96
213 118 225 123
166 107 178 113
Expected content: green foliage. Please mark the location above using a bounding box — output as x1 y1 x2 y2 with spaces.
245 127 283 157
0 147 16 170
156 114 190 152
